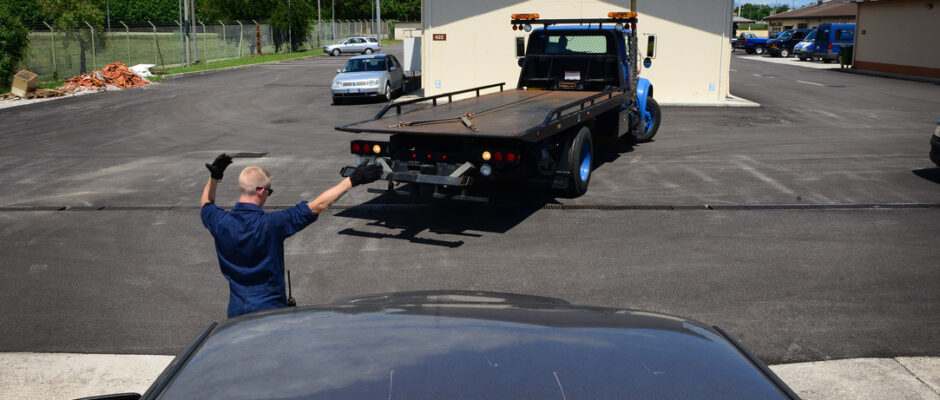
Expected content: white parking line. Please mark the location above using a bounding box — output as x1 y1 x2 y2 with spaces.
797 80 825 86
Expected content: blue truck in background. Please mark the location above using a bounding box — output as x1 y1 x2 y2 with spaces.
813 22 855 63
733 32 773 55
337 12 659 201
766 29 813 57
794 29 818 61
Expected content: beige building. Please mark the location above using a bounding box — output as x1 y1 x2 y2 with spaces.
419 0 736 105
853 0 940 79
764 0 856 34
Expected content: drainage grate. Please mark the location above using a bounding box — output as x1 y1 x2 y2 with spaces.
231 152 268 158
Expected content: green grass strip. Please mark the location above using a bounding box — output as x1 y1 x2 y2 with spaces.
156 49 325 75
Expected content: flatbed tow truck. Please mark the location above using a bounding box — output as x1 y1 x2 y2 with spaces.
336 12 660 202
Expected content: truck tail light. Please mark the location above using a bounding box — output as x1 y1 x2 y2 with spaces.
350 140 388 156
828 43 832 51
506 153 516 163
494 152 504 161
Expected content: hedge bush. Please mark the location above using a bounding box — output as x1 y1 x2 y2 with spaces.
0 4 30 90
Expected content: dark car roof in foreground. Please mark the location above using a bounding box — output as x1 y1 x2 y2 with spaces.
146 291 797 400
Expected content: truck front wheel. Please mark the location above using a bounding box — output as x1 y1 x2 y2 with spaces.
567 126 593 196
631 97 661 143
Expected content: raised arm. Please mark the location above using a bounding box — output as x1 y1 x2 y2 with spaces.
308 164 382 215
202 154 233 206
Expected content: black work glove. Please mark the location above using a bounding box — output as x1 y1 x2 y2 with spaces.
205 153 233 180
348 162 383 186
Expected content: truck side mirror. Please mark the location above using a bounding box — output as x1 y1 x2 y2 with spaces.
645 34 657 59
515 37 526 58
518 58 525 68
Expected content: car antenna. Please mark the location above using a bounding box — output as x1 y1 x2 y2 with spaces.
287 270 297 307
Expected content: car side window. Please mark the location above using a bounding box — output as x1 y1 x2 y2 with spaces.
837 29 853 41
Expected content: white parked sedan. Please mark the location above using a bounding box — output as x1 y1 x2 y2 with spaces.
331 54 406 104
323 36 381 56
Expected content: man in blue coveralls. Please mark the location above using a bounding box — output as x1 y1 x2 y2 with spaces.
200 154 382 318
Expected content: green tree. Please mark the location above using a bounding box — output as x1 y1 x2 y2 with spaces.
39 0 105 74
269 0 316 52
0 1 31 89
0 0 46 22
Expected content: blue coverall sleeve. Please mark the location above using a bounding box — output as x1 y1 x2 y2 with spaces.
267 201 318 239
200 203 226 234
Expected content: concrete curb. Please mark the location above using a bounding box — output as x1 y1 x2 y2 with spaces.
2 353 937 400
835 68 940 85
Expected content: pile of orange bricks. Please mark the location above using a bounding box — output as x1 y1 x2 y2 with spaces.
60 62 151 93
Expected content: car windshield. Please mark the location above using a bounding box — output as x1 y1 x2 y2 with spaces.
341 58 386 73
802 30 816 42
777 31 793 40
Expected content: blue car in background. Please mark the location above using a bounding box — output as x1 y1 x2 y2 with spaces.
814 22 855 63
794 29 817 61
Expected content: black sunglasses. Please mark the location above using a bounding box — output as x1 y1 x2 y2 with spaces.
256 186 273 196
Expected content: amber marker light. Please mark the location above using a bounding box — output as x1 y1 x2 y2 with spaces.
511 13 539 20
608 11 638 18
482 151 492 161
373 144 382 154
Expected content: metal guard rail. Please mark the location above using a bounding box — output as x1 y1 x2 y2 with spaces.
540 85 629 127
373 83 506 120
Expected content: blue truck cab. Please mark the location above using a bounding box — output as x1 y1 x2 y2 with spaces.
813 23 855 63
766 29 812 57
733 32 773 55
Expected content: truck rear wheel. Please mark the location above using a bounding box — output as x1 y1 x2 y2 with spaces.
754 45 765 55
567 126 593 196
631 97 661 143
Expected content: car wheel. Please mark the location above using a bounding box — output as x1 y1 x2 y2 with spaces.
566 126 593 196
780 48 789 57
754 45 765 55
384 82 392 102
331 49 340 56
798 55 807 61
631 96 661 143
364 48 373 54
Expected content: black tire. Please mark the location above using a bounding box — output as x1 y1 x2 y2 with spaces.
780 48 790 57
631 97 661 143
331 49 340 56
384 82 392 102
745 48 755 54
754 45 765 55
798 55 807 61
364 48 373 54
566 126 593 196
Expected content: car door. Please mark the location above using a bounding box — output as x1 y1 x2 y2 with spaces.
387 55 404 90
814 24 831 55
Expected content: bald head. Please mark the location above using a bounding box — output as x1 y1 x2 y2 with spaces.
238 166 272 197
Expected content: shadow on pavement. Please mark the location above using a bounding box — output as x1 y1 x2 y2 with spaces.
334 190 558 248
912 168 940 184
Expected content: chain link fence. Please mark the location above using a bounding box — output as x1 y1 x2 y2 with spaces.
22 20 393 81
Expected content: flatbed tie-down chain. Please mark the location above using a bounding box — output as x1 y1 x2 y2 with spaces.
390 112 479 132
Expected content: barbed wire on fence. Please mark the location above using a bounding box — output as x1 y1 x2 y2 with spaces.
22 20 394 81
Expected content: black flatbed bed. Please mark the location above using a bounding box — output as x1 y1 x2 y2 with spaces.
336 86 628 143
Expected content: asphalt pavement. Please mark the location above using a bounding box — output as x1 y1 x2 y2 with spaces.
0 47 938 398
